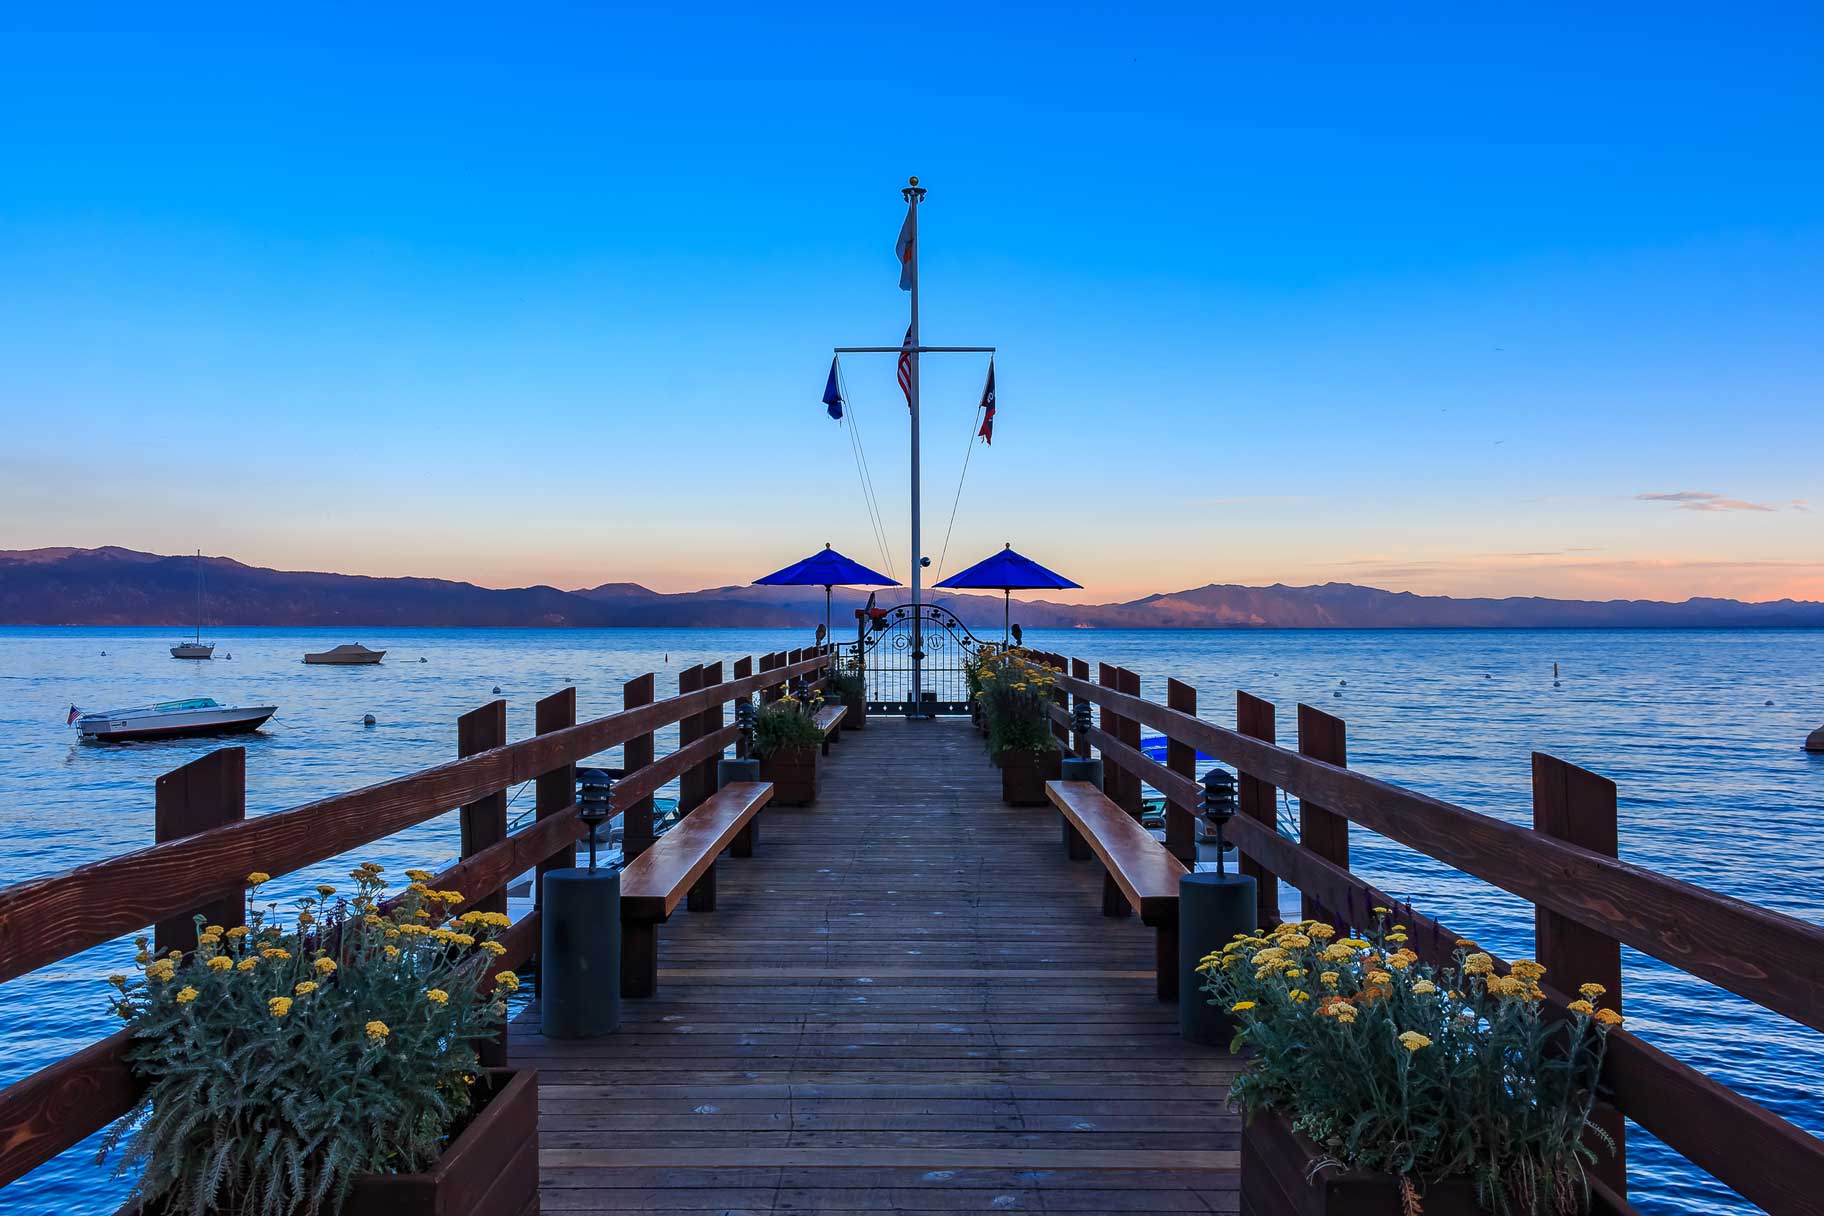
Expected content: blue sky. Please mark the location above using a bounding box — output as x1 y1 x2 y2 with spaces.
1 3 1820 602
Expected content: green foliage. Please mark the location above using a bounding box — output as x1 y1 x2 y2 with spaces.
100 865 517 1216
974 648 1060 760
826 667 866 700
753 691 825 757
1201 915 1618 1215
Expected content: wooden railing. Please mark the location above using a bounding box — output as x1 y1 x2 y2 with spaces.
1020 649 1824 1216
0 648 829 1192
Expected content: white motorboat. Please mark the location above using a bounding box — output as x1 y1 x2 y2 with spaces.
70 698 276 743
171 550 214 659
303 643 385 665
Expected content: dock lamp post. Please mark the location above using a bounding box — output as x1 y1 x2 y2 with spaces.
540 770 621 1039
1178 765 1257 1046
719 696 763 790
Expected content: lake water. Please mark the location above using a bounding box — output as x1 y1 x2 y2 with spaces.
2 625 1820 1214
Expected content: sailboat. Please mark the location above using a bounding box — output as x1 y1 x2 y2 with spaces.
170 550 214 660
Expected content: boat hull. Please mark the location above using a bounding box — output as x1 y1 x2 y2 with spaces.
170 644 214 660
303 654 384 665
80 707 276 743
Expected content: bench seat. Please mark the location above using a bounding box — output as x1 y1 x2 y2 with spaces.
620 780 772 996
813 704 846 755
1046 779 1187 1000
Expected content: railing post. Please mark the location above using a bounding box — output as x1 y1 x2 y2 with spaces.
1117 667 1143 817
457 700 508 919
1533 752 1627 1198
1097 663 1135 818
622 674 656 862
1071 658 1092 759
760 652 781 702
677 664 706 815
733 657 754 758
695 660 724 808
1164 679 1197 867
533 687 578 926
1295 704 1349 928
154 748 246 955
1236 691 1281 928
1047 653 1070 748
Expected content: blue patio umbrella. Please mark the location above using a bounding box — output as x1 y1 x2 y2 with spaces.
935 543 1082 642
753 543 898 642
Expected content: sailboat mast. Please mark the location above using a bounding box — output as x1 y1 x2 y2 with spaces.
904 178 926 718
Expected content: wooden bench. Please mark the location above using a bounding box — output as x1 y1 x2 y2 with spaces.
620 780 773 998
813 703 846 755
1046 779 1188 1001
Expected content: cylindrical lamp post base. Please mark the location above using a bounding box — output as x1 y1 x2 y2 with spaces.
1178 872 1257 1045
540 867 622 1039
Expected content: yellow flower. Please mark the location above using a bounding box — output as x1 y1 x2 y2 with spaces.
1367 970 1392 986
1579 982 1608 1000
175 986 198 1004
1319 944 1354 964
1412 979 1438 995
1386 932 1409 944
1333 1005 1358 1024
1319 971 1340 988
494 971 521 992
1230 1000 1257 1013
203 924 225 936
145 960 176 982
260 948 291 961
1307 923 1336 941
1594 1008 1624 1027
167 950 183 960
294 981 319 995
480 940 506 957
246 871 270 886
314 957 337 975
1372 906 1390 915
1391 923 1408 932
207 955 233 972
1510 959 1547 983
1462 953 1495 976
1278 933 1311 949
268 996 293 1017
1567 999 1595 1015
297 910 315 927
315 885 336 898
1339 938 1372 950
226 926 250 939
236 957 259 973
404 868 433 883
1455 938 1478 949
1398 1031 1432 1052
1388 956 1411 970
365 1020 390 1044
1288 989 1310 1003
426 988 450 1005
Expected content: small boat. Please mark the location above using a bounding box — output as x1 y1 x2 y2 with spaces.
70 698 277 742
171 550 214 660
304 643 385 665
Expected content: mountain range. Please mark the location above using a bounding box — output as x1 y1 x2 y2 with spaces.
3 546 1822 630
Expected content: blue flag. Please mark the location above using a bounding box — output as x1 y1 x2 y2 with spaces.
823 356 844 420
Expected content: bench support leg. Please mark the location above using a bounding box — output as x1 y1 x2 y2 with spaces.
687 861 717 912
1063 817 1091 861
821 735 832 756
1155 922 1179 1002
733 819 758 858
621 920 658 999
1102 872 1133 918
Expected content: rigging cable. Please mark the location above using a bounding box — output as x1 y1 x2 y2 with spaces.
835 358 898 585
933 395 987 584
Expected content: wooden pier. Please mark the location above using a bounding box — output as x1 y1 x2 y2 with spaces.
515 716 1239 1214
2 643 1822 1215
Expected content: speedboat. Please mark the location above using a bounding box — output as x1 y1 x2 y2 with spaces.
70 698 277 742
303 643 385 665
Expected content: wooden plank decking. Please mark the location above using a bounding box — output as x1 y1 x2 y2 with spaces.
511 716 1241 1214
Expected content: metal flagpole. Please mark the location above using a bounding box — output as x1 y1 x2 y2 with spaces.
904 178 926 718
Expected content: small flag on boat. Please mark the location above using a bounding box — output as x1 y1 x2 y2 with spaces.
67 704 80 725
977 358 996 445
896 204 916 291
897 325 914 408
823 356 844 421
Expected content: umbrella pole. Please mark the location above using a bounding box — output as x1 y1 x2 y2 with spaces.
1004 590 1010 645
825 585 833 654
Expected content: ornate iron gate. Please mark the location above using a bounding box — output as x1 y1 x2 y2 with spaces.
836 603 987 715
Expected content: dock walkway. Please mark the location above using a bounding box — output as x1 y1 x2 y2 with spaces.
512 716 1241 1214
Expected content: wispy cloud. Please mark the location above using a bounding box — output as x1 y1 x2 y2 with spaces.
1635 490 1797 513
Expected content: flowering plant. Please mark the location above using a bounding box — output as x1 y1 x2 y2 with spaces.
752 688 825 757
973 648 1060 759
1201 912 1618 1215
101 865 517 1216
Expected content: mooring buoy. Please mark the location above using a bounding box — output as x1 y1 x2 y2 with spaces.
492 686 502 695
363 714 377 727
1805 725 1824 753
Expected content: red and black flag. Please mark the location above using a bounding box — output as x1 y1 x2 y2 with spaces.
976 358 996 444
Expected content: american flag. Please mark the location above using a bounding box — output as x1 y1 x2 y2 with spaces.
897 326 914 408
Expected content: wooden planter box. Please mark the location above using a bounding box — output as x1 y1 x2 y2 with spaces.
133 1068 538 1216
842 691 867 729
1242 1107 1487 1216
760 745 820 805
997 746 1062 806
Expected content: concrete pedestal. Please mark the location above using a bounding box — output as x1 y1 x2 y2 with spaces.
718 757 761 785
1179 872 1257 1045
540 867 621 1039
1058 757 1102 858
